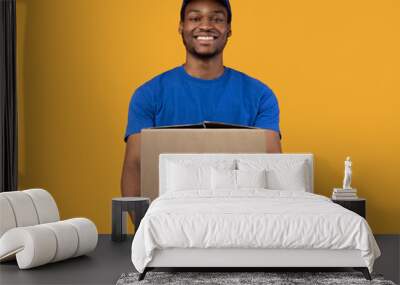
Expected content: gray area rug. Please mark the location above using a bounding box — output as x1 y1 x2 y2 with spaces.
116 272 396 285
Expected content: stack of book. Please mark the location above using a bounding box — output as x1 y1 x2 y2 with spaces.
332 188 358 200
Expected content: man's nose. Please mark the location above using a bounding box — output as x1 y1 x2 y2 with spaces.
198 18 214 30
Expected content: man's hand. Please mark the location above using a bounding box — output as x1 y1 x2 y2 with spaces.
265 130 282 153
121 133 141 197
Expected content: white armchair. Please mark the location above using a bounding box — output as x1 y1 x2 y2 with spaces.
0 189 97 269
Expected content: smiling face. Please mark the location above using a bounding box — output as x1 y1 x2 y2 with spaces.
179 0 232 60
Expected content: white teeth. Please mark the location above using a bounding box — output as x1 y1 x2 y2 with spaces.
197 36 214 40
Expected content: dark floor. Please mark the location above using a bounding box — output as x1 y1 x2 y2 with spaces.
0 235 398 285
0 235 135 285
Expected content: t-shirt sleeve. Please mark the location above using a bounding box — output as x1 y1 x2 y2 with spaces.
254 87 281 138
124 86 155 142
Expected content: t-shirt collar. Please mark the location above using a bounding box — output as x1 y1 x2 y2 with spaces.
179 64 230 85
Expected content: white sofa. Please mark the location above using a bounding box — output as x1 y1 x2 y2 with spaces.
0 189 98 269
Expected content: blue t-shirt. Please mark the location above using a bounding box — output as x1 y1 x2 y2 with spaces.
124 65 280 142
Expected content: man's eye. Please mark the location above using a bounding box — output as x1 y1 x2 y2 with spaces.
212 17 224 23
189 17 201 22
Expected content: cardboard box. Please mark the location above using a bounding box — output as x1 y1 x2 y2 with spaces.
140 125 269 200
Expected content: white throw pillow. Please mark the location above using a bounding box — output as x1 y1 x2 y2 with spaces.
238 159 308 191
266 165 307 191
211 169 268 190
237 169 267 188
211 168 236 190
166 160 235 192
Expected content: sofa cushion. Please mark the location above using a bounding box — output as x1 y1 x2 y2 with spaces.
0 218 97 269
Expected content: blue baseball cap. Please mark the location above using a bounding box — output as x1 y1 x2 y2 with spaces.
181 0 232 23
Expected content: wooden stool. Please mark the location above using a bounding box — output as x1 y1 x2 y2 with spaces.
111 197 150 242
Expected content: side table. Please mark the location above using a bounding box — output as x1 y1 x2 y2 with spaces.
332 198 366 219
112 197 150 242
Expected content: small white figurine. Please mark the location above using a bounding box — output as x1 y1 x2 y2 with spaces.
342 156 352 189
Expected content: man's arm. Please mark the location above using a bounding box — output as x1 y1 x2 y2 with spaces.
265 130 282 153
253 86 281 151
121 133 141 197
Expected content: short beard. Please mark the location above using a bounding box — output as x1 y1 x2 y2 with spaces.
188 47 220 60
182 35 227 60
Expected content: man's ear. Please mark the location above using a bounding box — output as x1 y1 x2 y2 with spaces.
178 21 183 35
227 24 232 37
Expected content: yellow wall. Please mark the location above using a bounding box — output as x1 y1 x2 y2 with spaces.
16 0 400 234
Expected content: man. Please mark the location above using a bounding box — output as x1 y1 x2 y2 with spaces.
121 0 282 198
